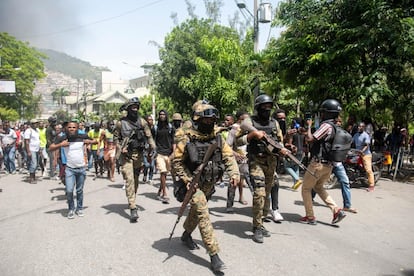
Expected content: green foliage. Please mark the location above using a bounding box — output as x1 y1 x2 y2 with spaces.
0 32 46 119
0 106 19 122
51 88 70 106
153 18 253 118
53 109 70 124
38 48 110 80
263 0 414 127
100 103 123 121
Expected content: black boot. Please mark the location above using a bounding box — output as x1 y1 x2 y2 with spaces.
252 227 263 243
130 208 139 222
210 254 226 273
181 231 199 250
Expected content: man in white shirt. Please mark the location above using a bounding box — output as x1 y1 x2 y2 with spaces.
0 120 17 174
24 119 40 184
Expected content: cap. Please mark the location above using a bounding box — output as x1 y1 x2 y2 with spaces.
30 119 39 124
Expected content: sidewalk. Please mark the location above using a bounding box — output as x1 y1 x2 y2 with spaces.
0 170 413 276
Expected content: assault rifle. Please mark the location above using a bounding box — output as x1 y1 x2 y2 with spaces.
169 141 218 241
240 121 316 178
115 129 136 160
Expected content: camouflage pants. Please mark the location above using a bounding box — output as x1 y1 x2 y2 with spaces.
183 187 219 256
249 155 277 228
120 152 143 209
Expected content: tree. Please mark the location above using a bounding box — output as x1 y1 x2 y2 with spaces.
0 32 46 119
263 0 414 126
51 87 70 106
152 18 253 116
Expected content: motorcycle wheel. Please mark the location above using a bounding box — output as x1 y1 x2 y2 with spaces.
373 164 382 183
324 173 339 189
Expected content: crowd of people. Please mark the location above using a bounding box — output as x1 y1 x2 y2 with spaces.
0 95 413 273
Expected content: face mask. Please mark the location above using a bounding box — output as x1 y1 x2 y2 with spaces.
127 109 138 121
257 108 271 121
173 121 181 129
277 119 286 136
197 121 214 134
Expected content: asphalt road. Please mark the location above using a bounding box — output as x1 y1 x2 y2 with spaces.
0 170 413 276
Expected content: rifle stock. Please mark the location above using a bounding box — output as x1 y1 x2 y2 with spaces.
169 141 219 240
115 129 135 160
240 121 316 178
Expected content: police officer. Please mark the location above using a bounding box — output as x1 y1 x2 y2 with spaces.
173 101 240 273
114 97 155 222
238 94 289 243
301 99 346 225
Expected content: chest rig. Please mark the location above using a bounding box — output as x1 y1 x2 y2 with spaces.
248 117 280 156
184 134 224 186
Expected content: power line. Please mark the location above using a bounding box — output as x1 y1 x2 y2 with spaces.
19 0 167 39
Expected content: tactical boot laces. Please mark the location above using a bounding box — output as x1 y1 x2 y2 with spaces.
181 231 199 250
210 254 226 273
252 227 264 243
130 208 139 222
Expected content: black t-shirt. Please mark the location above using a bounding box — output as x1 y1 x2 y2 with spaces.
154 123 174 156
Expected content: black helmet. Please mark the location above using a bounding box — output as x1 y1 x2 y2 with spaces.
254 94 273 110
48 116 57 123
122 97 141 111
319 99 342 113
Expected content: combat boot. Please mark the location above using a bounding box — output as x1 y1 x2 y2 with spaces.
252 227 264 243
130 208 139 222
181 231 199 250
210 254 226 273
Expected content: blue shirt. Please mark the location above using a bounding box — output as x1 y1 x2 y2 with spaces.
352 131 371 155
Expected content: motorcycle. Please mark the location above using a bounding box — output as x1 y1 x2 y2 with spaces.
324 149 385 189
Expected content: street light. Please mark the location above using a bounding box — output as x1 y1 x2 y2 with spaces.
236 0 272 53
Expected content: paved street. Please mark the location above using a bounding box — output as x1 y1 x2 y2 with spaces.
0 170 413 276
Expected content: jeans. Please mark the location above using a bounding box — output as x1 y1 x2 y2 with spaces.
65 166 86 211
143 154 155 180
333 163 352 209
3 146 16 173
283 153 303 184
28 151 39 174
47 149 55 177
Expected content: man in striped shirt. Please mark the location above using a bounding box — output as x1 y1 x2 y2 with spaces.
300 99 346 225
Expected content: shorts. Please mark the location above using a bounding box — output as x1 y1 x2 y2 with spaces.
156 154 171 174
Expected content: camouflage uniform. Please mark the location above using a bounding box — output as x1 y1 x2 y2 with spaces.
114 100 155 213
238 117 283 230
173 125 240 256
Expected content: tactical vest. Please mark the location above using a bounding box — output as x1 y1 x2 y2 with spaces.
248 117 280 156
121 118 146 151
184 135 224 185
310 120 351 162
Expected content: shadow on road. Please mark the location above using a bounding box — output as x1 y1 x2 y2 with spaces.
45 208 70 217
212 220 252 240
107 184 123 189
152 237 214 273
101 203 145 220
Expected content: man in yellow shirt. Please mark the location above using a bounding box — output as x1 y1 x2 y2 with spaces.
88 122 104 177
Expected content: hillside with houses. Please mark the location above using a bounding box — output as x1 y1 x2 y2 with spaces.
33 49 150 120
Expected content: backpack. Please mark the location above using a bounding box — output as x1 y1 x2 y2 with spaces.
325 122 352 162
153 123 173 138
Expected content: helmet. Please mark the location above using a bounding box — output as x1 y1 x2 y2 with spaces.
172 113 183 121
122 97 141 111
319 99 342 114
192 99 209 112
254 94 273 110
192 103 218 121
48 116 57 123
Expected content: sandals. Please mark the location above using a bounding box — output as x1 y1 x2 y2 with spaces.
238 199 248 205
343 207 357 214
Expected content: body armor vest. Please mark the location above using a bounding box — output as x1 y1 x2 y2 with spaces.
248 117 279 156
121 118 146 151
184 135 224 185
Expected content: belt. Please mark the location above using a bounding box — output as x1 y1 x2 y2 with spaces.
312 157 331 164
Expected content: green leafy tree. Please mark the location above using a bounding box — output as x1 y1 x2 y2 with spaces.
0 33 46 119
152 18 252 116
264 0 414 126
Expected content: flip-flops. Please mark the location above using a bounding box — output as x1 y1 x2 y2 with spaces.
343 207 357 213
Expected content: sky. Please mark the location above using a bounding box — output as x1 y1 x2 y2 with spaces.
0 0 281 79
